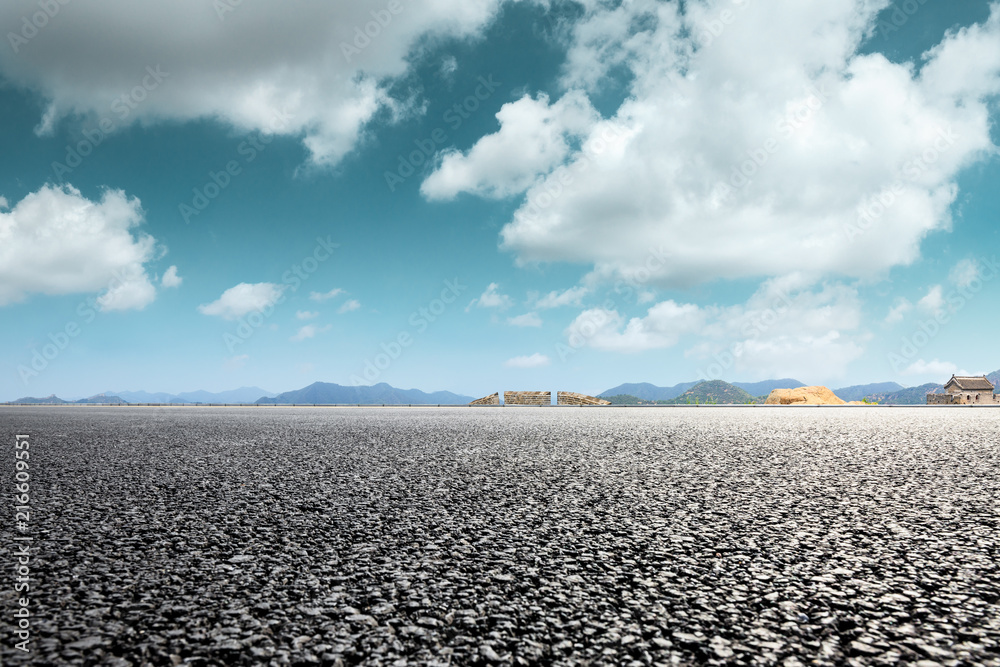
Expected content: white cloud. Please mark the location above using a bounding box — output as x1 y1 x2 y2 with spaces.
434 1 1000 288
508 312 543 327
0 1 506 167
291 324 331 341
198 282 284 320
884 297 913 324
535 285 589 309
422 91 598 199
917 285 945 315
296 310 319 320
338 299 361 313
310 288 344 302
466 282 512 311
161 265 182 288
225 354 249 370
567 300 707 352
564 276 866 380
948 258 981 289
684 278 865 381
505 353 551 368
900 358 965 377
97 274 158 312
0 184 158 310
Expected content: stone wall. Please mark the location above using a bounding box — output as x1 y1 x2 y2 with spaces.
557 391 611 406
928 392 1000 405
504 391 551 406
470 393 500 405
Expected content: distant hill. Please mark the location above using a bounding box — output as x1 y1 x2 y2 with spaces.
602 394 659 405
664 380 755 405
598 381 701 401
10 394 68 404
111 387 275 404
599 379 802 400
111 390 186 403
833 382 905 402
730 379 805 396
987 369 1000 387
177 387 276 403
864 383 944 405
7 393 126 404
75 393 128 404
257 382 474 405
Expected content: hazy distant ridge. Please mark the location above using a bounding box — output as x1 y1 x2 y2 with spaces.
257 382 474 405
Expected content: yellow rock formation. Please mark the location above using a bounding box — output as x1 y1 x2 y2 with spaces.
765 386 847 405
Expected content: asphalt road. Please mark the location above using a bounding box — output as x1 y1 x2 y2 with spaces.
1 406 998 666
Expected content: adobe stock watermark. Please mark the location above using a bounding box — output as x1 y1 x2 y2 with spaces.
213 0 245 21
340 0 404 62
7 0 70 54
712 83 828 202
350 278 466 385
16 269 148 385
50 65 170 181
554 246 671 362
180 108 294 224
223 236 339 352
12 434 34 654
844 125 958 242
887 256 999 373
384 75 502 192
697 0 752 48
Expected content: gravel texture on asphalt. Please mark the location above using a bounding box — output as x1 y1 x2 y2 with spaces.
1 406 998 666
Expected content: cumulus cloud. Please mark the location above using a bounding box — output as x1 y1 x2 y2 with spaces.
433 0 1000 287
900 358 965 377
535 286 589 309
198 282 284 320
296 310 319 320
948 258 982 288
291 324 331 341
225 354 249 370
566 300 707 352
505 353 551 368
466 283 512 311
309 288 344 301
0 184 158 310
0 1 506 167
508 312 543 327
563 276 866 380
97 274 158 312
685 278 865 381
161 265 182 288
917 285 945 315
884 298 913 324
421 91 598 199
338 299 361 313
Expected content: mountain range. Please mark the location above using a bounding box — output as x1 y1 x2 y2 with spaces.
662 380 756 404
599 379 805 401
10 393 128 405
256 382 473 405
598 371 1000 405
6 370 998 406
107 387 276 404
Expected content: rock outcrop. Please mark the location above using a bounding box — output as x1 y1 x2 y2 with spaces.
557 392 611 406
504 391 551 406
765 386 847 405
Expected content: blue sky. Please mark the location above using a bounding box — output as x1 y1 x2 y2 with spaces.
1 0 998 401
